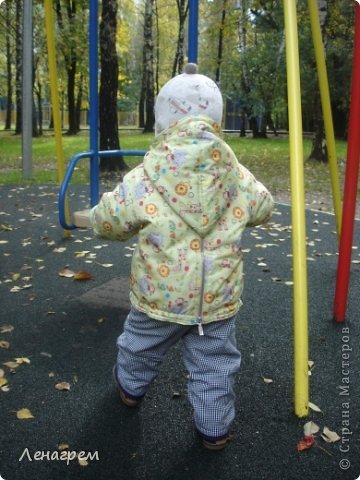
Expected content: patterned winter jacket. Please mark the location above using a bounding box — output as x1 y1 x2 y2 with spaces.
90 115 274 328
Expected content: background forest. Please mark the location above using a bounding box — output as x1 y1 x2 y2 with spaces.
0 0 355 168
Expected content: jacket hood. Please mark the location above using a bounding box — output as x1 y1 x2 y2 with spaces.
144 116 239 237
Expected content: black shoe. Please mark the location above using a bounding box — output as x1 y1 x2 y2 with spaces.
112 365 143 407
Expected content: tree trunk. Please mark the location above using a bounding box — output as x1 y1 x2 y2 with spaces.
215 0 228 84
4 1 13 130
67 59 78 134
55 0 79 135
15 0 23 135
237 0 250 137
143 0 155 133
75 73 83 131
308 0 328 162
172 0 189 77
309 99 327 162
154 0 160 94
36 76 43 136
99 0 127 173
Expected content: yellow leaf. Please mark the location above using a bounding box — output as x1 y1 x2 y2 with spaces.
0 368 5 378
74 250 91 258
15 357 31 365
0 377 8 387
17 408 34 419
3 361 20 369
0 324 14 333
11 273 21 281
321 427 340 443
58 443 70 451
53 247 66 253
308 401 322 413
10 286 23 293
55 382 71 391
78 456 89 467
0 340 10 349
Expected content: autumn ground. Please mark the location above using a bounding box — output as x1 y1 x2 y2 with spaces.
0 184 359 480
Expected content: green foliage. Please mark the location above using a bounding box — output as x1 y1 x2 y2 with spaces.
0 0 354 137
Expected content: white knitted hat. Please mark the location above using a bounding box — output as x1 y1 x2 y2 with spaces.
154 63 223 135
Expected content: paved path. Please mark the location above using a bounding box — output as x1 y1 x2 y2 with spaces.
0 185 359 480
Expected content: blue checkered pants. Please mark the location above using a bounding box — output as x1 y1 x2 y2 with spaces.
116 307 241 439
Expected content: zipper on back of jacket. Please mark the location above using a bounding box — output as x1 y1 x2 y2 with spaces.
197 238 205 336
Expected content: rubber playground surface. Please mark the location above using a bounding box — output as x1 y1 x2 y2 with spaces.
0 184 359 480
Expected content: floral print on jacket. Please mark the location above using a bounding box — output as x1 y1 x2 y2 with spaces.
90 115 274 326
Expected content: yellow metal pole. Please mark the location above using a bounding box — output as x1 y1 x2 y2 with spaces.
308 0 342 239
44 0 70 236
283 0 309 417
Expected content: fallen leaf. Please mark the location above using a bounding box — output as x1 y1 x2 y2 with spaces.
1 384 10 392
0 368 5 377
0 377 8 387
78 456 89 467
73 271 94 281
99 263 114 268
10 283 32 293
0 340 10 349
15 357 31 365
297 434 315 452
55 382 71 391
53 247 67 253
0 223 12 231
263 377 273 384
74 250 91 258
58 443 70 451
58 267 75 278
3 361 20 370
0 324 14 333
11 273 21 281
321 427 340 443
304 421 320 435
16 408 34 419
309 401 322 413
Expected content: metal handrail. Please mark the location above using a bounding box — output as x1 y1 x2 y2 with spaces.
58 149 146 230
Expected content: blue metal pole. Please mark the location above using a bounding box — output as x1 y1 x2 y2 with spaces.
89 0 99 207
188 0 199 63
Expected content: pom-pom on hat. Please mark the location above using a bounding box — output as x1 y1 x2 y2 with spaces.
154 63 223 135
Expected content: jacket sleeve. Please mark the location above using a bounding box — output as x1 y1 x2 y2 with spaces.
240 165 274 227
89 173 143 241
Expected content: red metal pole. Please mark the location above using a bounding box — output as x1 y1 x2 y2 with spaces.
333 4 360 322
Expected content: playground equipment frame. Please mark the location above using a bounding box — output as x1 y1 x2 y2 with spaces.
47 0 359 418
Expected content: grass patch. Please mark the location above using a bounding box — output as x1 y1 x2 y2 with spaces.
0 129 349 206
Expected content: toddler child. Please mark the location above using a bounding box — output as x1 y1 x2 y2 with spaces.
90 64 274 450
